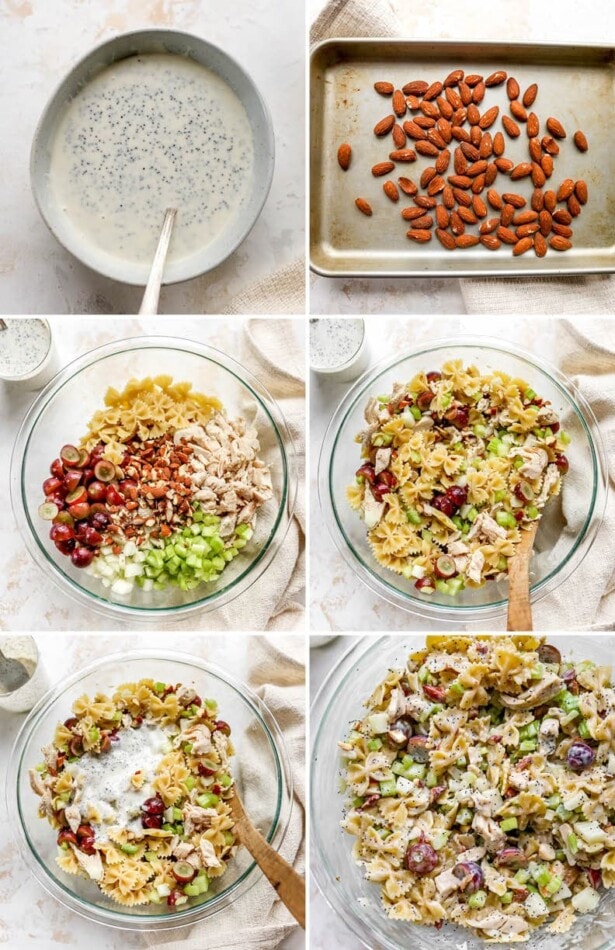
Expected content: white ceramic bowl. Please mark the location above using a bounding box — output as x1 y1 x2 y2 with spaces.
30 30 275 285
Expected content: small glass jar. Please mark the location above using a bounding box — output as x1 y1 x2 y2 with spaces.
310 318 370 383
0 637 48 713
0 319 59 391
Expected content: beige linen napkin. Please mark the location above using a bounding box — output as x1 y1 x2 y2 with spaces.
198 320 305 632
311 0 615 314
222 260 306 316
144 637 305 950
532 320 615 630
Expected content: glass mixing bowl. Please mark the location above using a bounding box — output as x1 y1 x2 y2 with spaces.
318 337 608 622
7 650 292 931
10 336 297 621
311 634 615 950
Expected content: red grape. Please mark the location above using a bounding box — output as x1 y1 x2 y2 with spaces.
70 546 94 568
87 480 107 502
43 476 63 496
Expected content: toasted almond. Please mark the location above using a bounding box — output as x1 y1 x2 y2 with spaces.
426 128 447 149
479 132 493 159
472 195 488 218
403 120 427 140
436 117 452 143
435 149 451 173
372 161 396 176
389 149 416 162
487 189 503 210
544 191 557 213
392 89 407 117
479 105 499 129
455 233 480 247
506 77 520 100
574 130 589 152
442 185 455 209
355 197 372 216
392 124 407 148
406 229 432 242
470 125 482 147
534 232 547 257
374 115 395 136
464 74 484 87
516 223 540 238
458 206 478 225
485 162 498 185
451 124 470 142
374 81 394 96
546 117 566 138
472 173 486 194
541 135 560 155
514 210 538 225
383 180 400 202
502 115 520 138
406 94 421 110
513 237 534 256
414 195 437 209
443 68 464 87
553 209 572 226
575 180 588 205
568 194 582 217
467 103 481 125
522 83 538 108
414 114 435 128
472 81 486 104
446 86 463 109
497 225 518 244
510 100 528 121
436 96 454 120
398 177 418 196
485 70 507 86
529 137 542 163
531 163 546 187
467 160 488 178
552 222 573 238
510 162 533 180
436 228 456 249
550 235 572 251
502 192 527 209
402 80 429 96
480 216 500 234
527 112 539 138
337 143 351 170
436 205 450 228
481 234 502 250
495 157 514 172
493 132 505 156
531 189 544 212
401 206 427 221
448 174 472 188
459 81 472 105
423 80 443 101
460 141 480 161
501 204 515 226
556 178 575 201
408 214 433 229
541 154 554 178
420 166 437 189
421 100 440 118
450 211 465 235
415 140 440 157
453 187 472 207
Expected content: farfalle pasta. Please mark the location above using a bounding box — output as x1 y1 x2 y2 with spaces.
347 362 570 595
29 678 237 910
340 636 615 942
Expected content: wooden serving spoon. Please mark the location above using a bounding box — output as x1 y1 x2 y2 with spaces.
507 519 539 631
228 788 305 928
139 208 177 315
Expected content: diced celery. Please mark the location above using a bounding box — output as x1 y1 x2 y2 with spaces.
406 507 422 525
196 792 220 808
578 719 591 740
448 681 465 697
514 868 530 884
467 890 487 909
527 505 539 520
501 891 513 905
519 740 537 752
367 738 383 752
119 843 139 855
379 779 398 797
545 875 563 896
456 807 473 826
432 831 449 851
425 770 439 788
500 817 518 833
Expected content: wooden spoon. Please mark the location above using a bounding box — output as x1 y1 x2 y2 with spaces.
507 519 539 631
228 788 305 928
138 208 177 315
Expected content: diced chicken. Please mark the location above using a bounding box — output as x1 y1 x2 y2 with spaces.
457 846 487 864
472 912 528 935
212 730 231 770
64 805 81 834
536 405 560 427
181 723 212 756
453 556 469 574
72 847 104 881
362 487 386 529
365 397 380 425
415 416 434 430
176 685 197 707
386 687 407 723
499 672 564 710
467 549 485 584
468 512 507 543
539 717 560 756
199 838 223 870
434 867 461 898
374 448 392 476
29 769 46 796
173 841 196 861
472 813 507 853
473 788 504 818
41 743 57 770
537 463 560 506
538 841 556 861
447 540 470 556
183 804 218 837
519 448 549 481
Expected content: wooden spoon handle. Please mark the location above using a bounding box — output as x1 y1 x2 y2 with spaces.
235 815 305 928
507 520 538 631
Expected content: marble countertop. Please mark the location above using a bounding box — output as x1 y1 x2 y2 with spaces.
0 317 305 631
0 633 304 949
309 315 613 631
309 0 615 315
0 0 305 314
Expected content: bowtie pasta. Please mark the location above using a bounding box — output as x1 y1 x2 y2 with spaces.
30 678 237 909
339 636 615 942
346 361 570 595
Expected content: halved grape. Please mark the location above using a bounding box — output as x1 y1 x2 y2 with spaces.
435 555 457 579
172 861 196 884
94 460 116 483
514 482 534 503
65 486 88 505
60 444 81 467
39 501 59 521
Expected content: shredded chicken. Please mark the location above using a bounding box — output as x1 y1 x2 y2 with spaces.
499 672 564 710
467 549 485 583
374 448 392 476
519 448 549 480
362 487 385 529
468 512 507 543
72 847 104 881
183 804 217 836
199 838 223 869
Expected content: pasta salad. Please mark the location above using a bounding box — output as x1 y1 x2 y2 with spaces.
346 361 570 595
38 376 273 595
30 678 236 909
340 636 615 941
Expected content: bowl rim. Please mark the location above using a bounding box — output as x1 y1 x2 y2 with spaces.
29 27 275 286
10 334 297 620
318 334 609 621
310 634 615 950
7 648 293 931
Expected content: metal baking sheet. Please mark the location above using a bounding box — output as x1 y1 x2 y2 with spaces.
310 39 615 277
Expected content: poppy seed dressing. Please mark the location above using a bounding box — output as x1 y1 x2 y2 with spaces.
48 53 254 266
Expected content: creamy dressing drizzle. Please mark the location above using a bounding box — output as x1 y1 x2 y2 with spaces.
0 319 51 377
49 53 255 266
309 318 364 369
67 722 171 842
